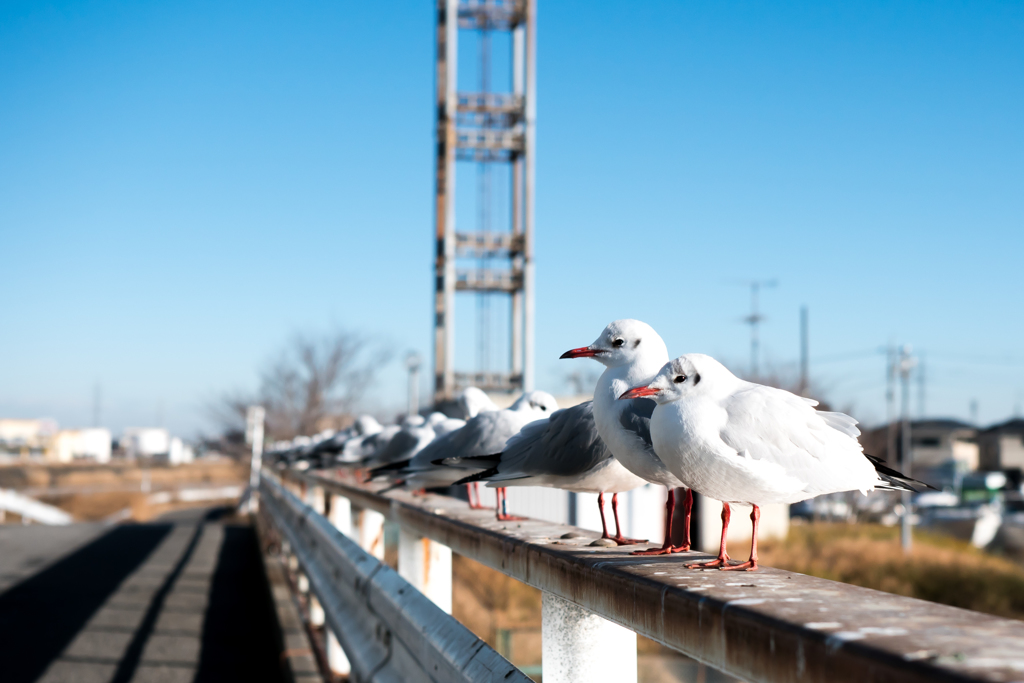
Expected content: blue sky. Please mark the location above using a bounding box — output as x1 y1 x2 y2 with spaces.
1 0 1022 437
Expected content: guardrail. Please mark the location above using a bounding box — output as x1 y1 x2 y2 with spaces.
259 471 530 683
262 466 1024 683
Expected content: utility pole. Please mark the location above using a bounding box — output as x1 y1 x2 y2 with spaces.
742 279 776 380
406 353 422 417
799 306 809 394
246 406 266 514
885 342 897 461
92 383 102 428
917 353 926 418
899 345 916 554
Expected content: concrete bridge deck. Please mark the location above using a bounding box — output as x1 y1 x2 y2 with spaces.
0 508 290 683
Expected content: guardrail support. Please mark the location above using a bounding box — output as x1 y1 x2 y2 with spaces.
398 528 453 614
541 592 637 683
327 493 351 536
325 493 353 677
326 631 349 678
353 505 385 559
309 594 324 627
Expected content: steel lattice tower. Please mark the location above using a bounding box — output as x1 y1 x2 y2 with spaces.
433 0 536 404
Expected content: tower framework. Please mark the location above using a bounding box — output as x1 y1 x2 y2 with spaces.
434 0 536 404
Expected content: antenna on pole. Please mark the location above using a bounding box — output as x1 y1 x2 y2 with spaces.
741 279 777 380
406 352 422 417
898 344 916 554
799 306 809 394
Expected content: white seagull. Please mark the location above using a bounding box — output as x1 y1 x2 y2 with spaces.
361 414 435 470
371 391 560 517
620 353 928 571
454 401 649 545
561 319 693 555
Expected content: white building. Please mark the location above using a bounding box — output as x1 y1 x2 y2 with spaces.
53 428 112 463
166 437 195 466
122 428 170 459
0 418 59 453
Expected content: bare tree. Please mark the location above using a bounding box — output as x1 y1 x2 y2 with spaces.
213 329 392 440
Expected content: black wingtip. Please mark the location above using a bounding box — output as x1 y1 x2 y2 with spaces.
865 453 937 492
453 468 499 486
377 480 406 495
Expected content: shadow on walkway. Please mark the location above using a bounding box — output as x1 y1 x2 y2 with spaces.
195 524 285 682
0 524 172 683
0 511 288 683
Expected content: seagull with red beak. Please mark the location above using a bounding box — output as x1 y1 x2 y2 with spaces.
562 319 693 555
620 353 928 571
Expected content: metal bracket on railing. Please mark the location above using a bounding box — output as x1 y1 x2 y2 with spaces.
259 472 530 683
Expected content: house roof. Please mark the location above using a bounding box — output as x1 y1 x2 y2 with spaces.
910 418 976 432
980 418 1024 435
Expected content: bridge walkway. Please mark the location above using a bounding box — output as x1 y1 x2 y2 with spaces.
0 507 290 683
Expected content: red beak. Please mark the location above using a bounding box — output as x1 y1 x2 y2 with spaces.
560 346 601 359
619 385 661 400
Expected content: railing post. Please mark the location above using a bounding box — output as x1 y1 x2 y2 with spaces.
328 493 352 536
352 505 386 560
325 493 353 678
306 485 325 515
541 592 637 683
309 594 324 627
398 528 452 614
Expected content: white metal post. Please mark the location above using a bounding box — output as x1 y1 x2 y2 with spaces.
353 506 386 560
246 406 265 513
309 594 325 627
327 631 350 677
306 485 325 515
325 493 353 676
541 592 637 683
328 494 352 536
398 528 452 614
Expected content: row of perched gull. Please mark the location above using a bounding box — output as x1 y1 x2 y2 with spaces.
269 319 928 571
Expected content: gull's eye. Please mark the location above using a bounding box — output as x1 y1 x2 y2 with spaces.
673 375 687 384
612 339 625 348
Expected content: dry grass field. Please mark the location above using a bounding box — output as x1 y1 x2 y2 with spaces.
759 523 1024 620
0 459 249 521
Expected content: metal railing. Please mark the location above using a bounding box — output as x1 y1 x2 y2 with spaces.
259 471 531 683
261 466 1024 683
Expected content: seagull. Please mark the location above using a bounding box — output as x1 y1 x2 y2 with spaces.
339 416 385 463
459 387 500 418
453 401 648 545
620 353 929 571
361 414 435 470
427 411 466 438
369 391 559 517
561 319 693 555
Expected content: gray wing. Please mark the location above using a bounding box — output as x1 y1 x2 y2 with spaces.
402 412 505 472
495 401 612 479
365 430 419 467
436 411 513 466
618 397 656 449
405 428 459 471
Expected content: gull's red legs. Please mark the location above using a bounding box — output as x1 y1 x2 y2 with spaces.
719 504 759 571
632 488 692 556
495 487 526 522
687 502 733 568
467 481 489 510
608 493 647 545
